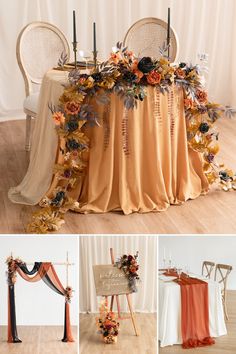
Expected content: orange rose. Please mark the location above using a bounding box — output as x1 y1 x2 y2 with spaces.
79 77 86 84
146 70 161 85
133 68 144 82
184 98 195 109
130 266 137 273
175 68 185 79
52 111 65 125
196 89 208 104
131 60 144 82
125 50 135 59
64 101 81 115
109 52 122 64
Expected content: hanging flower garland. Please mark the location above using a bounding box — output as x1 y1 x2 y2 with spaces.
6 256 24 285
26 42 236 233
115 251 140 292
65 286 73 303
96 301 120 344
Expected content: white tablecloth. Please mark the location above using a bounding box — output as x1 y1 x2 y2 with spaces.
159 275 227 347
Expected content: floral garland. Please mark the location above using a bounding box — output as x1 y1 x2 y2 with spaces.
27 42 236 233
115 252 140 292
65 286 73 303
96 301 120 344
6 256 24 286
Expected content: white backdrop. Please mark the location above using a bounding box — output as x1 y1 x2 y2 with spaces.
79 235 157 313
0 0 236 117
0 236 78 326
159 235 236 290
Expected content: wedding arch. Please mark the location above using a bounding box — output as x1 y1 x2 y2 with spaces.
6 255 74 343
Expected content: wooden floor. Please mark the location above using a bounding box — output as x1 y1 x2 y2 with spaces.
0 326 77 354
159 290 236 354
0 118 236 234
79 313 156 354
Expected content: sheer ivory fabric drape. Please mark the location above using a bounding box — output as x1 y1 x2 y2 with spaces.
79 235 157 313
0 0 236 117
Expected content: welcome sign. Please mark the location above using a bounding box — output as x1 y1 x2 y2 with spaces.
93 264 132 296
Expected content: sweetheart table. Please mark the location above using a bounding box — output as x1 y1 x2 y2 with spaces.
159 274 227 347
8 69 209 217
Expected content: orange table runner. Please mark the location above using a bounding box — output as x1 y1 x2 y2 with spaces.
164 270 215 349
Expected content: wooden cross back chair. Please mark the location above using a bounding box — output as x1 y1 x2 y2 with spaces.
214 263 233 320
202 261 215 279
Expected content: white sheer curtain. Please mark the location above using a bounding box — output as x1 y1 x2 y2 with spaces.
0 0 236 117
79 235 157 313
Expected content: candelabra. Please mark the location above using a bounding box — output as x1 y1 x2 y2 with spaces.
73 41 78 69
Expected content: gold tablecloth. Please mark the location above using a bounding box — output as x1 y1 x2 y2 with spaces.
9 70 209 214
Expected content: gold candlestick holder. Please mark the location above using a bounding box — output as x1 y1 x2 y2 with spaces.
73 41 78 69
93 50 98 72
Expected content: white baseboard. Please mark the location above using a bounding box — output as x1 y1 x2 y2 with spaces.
0 109 25 122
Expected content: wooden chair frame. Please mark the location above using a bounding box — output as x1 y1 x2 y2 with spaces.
214 263 233 320
202 261 215 279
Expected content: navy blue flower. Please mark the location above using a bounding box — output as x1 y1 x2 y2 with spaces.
67 139 80 151
123 71 137 83
199 122 209 133
219 171 229 181
51 191 65 206
65 120 78 132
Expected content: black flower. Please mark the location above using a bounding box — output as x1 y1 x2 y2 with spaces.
199 122 209 133
51 191 65 206
122 70 137 83
67 139 80 151
65 120 79 132
219 171 229 181
137 57 155 73
91 72 103 82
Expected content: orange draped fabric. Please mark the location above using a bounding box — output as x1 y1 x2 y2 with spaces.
45 85 209 214
62 303 74 342
16 263 51 282
164 270 215 349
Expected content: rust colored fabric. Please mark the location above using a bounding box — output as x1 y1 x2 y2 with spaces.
16 262 51 282
164 270 215 349
62 302 74 342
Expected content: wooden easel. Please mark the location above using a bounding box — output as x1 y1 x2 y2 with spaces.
105 248 139 336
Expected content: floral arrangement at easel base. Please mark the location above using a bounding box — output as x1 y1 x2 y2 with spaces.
96 301 120 344
115 251 140 292
26 41 236 234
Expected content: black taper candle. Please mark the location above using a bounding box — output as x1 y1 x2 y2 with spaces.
93 22 97 53
167 7 170 60
73 10 77 43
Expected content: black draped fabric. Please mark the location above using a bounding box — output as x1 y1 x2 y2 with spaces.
8 286 22 343
42 274 65 296
18 262 41 275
